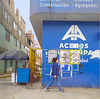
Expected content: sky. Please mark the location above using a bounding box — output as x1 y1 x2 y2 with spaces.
14 0 37 40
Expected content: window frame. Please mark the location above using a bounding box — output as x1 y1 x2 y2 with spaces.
8 14 10 23
19 29 22 36
14 37 17 47
5 10 7 20
5 30 10 42
13 22 17 31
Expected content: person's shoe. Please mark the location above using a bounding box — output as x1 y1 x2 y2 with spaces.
44 88 49 92
59 89 64 93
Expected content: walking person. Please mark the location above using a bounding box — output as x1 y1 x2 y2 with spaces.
44 58 64 93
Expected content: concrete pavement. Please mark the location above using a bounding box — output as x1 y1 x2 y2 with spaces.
0 77 100 99
0 77 26 99
13 82 100 99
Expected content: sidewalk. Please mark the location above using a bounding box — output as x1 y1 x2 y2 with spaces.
13 81 100 99
0 77 100 99
0 77 26 99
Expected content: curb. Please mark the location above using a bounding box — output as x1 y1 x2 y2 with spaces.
0 75 11 78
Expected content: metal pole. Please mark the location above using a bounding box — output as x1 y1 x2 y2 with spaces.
29 48 35 84
50 0 51 9
15 61 18 83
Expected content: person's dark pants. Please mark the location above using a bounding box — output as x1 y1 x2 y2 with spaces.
46 75 62 91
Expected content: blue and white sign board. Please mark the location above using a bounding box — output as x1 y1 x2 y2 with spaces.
42 21 100 88
30 0 100 15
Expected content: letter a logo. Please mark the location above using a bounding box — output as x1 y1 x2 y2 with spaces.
62 25 86 41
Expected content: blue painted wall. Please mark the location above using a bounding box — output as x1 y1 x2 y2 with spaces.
42 21 100 88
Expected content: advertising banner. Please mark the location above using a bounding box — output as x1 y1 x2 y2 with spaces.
59 50 81 64
30 0 100 15
47 50 58 64
70 50 81 64
60 50 70 64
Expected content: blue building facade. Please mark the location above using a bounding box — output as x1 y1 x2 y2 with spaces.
42 21 99 88
30 0 100 88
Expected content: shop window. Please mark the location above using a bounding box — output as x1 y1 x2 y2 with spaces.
5 30 10 42
5 10 7 20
